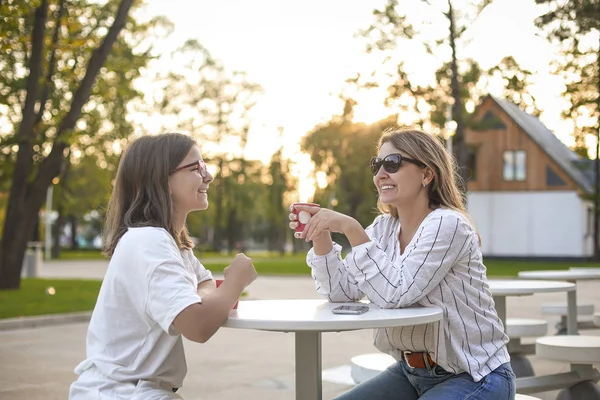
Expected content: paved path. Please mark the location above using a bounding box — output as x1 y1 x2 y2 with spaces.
1 260 599 399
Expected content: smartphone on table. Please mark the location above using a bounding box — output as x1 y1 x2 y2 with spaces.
332 305 369 315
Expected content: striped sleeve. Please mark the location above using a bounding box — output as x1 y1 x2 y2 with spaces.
346 214 472 309
306 216 387 302
306 243 361 301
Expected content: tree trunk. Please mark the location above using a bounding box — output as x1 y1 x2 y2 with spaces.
32 213 40 242
594 40 600 261
69 215 78 249
0 1 48 289
276 231 285 256
447 0 469 194
226 208 236 253
212 158 225 251
0 0 134 289
51 208 64 259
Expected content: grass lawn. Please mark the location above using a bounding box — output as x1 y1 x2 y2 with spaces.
5 251 597 320
59 250 107 260
197 252 600 277
0 278 101 319
59 249 600 278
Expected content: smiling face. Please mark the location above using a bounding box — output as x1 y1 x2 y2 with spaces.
169 145 213 215
373 141 429 208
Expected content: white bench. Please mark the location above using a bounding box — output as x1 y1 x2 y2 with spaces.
517 335 600 397
506 318 548 338
541 303 595 333
506 318 548 377
541 303 594 316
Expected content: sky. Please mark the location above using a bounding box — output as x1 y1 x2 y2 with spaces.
138 0 587 201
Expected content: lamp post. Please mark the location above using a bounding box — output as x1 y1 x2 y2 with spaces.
444 104 456 155
44 177 59 260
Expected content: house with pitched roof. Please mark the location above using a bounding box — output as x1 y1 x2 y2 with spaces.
465 95 595 259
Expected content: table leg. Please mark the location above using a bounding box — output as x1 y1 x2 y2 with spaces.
566 287 578 335
295 331 322 400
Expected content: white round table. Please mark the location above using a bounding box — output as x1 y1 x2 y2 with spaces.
488 279 576 325
223 299 443 400
517 270 600 335
487 280 576 377
518 270 600 281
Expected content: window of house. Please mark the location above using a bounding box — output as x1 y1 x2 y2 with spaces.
503 150 526 181
480 111 506 130
546 166 566 186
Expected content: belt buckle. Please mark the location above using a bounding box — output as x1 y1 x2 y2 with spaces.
403 351 414 368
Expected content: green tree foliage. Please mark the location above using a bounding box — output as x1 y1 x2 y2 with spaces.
0 0 165 289
50 155 114 255
535 0 599 258
535 0 599 157
414 59 484 132
486 56 542 117
360 0 494 188
265 136 297 255
153 40 264 252
416 56 540 132
302 101 398 247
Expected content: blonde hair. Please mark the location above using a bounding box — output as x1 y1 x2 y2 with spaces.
377 128 470 221
103 133 196 256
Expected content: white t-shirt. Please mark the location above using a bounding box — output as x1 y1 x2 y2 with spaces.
71 227 213 395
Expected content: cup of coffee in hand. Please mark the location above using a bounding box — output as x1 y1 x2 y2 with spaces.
291 203 320 238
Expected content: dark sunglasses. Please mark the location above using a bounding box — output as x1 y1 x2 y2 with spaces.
170 159 208 178
370 153 426 176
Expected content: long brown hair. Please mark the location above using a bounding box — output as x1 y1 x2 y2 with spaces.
377 128 470 221
103 133 196 256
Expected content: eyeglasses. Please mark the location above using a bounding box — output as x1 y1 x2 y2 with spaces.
170 159 208 178
370 153 426 175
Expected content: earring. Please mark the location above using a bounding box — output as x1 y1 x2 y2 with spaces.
422 182 426 188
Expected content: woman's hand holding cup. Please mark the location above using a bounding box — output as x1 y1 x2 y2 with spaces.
289 203 321 239
289 203 361 242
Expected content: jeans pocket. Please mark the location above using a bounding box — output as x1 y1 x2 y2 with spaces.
496 363 517 382
431 365 453 378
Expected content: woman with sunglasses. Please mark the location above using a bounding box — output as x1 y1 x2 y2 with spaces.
290 129 514 399
69 133 257 399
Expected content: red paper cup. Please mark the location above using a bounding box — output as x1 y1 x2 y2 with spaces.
215 279 238 309
291 202 320 238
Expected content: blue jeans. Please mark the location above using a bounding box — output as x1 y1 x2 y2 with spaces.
335 360 516 400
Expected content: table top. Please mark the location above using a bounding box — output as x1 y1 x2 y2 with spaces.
517 270 600 281
488 279 576 296
222 299 443 332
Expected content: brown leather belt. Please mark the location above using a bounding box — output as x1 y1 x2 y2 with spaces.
403 351 437 369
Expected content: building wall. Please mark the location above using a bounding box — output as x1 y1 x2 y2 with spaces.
467 191 588 257
466 97 579 193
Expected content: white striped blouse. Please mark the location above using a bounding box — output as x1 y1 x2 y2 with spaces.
306 208 510 382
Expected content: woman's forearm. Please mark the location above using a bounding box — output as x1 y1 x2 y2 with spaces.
344 219 370 247
311 231 333 255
